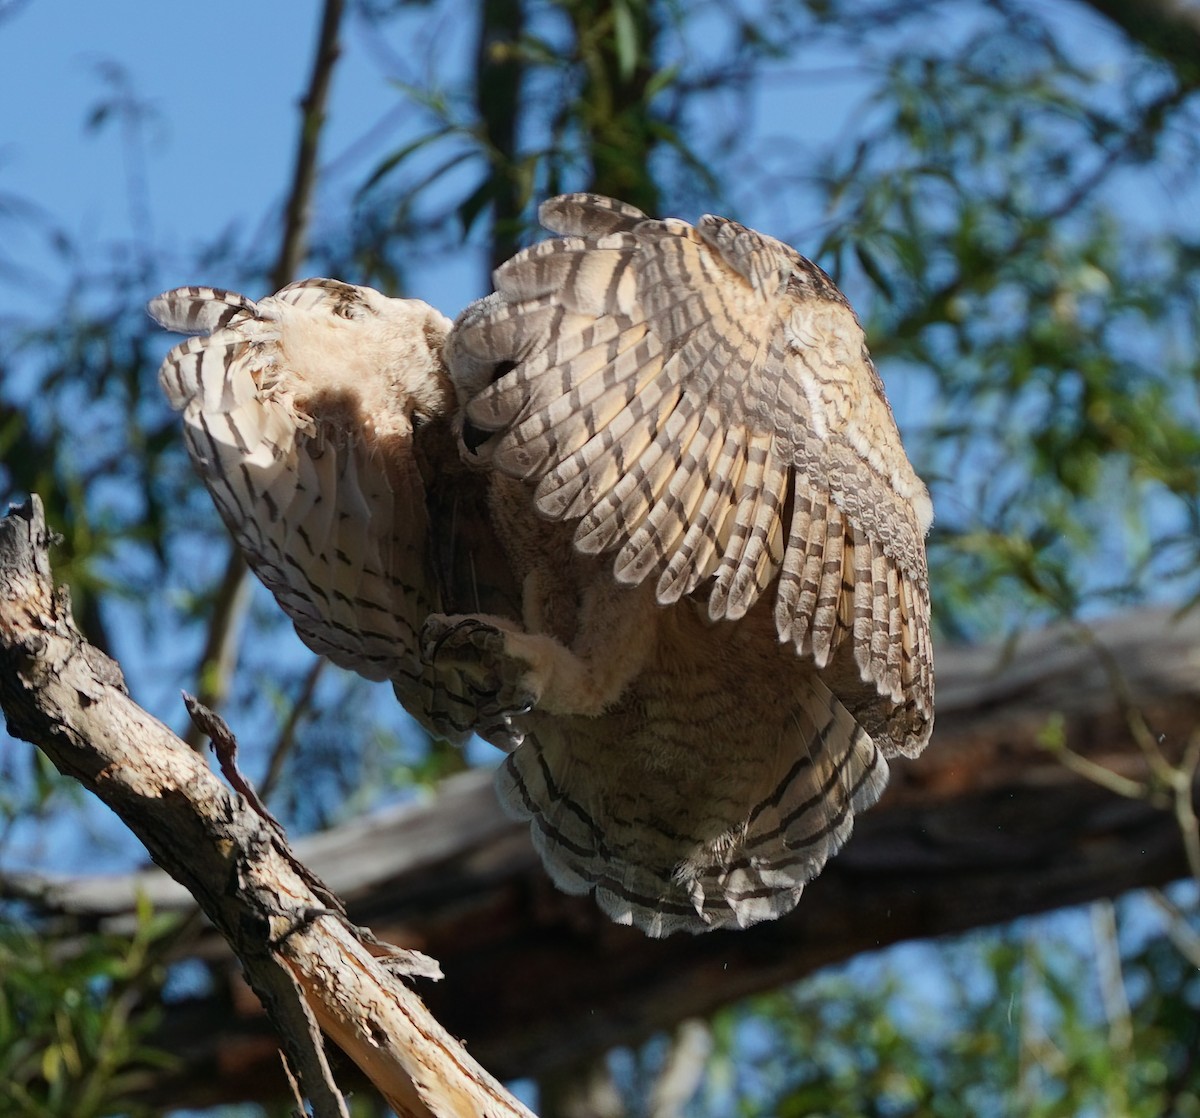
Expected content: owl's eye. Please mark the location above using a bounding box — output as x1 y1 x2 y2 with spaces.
491 360 517 383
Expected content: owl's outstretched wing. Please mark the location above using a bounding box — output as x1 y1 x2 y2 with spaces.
450 193 933 755
151 280 504 744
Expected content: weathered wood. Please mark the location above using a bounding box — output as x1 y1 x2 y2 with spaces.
0 497 535 1118
4 491 1199 1108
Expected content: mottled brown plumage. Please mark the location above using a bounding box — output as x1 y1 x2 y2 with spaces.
151 193 933 936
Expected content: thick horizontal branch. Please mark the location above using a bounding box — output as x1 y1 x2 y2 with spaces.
10 584 1199 1107
0 497 534 1118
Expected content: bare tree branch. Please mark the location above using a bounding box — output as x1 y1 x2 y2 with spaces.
183 548 249 749
271 0 347 290
0 496 536 1118
260 657 326 801
475 0 528 276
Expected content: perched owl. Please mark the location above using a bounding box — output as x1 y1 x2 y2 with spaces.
151 193 933 937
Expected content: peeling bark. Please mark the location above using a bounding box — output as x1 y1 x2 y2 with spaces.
0 497 535 1118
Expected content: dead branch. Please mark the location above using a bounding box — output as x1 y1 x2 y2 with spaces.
0 496 534 1118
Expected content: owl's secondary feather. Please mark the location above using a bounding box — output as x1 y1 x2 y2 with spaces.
153 193 934 937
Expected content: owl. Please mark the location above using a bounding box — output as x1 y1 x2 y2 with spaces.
150 193 933 937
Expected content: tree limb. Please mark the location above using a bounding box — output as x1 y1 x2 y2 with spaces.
0 496 535 1118
271 0 346 290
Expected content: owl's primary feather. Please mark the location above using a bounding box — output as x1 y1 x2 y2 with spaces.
152 193 933 936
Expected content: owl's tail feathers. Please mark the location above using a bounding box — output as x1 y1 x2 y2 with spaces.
687 681 889 932
495 740 710 938
150 282 476 745
496 675 889 937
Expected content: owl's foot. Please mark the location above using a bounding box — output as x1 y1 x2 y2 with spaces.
420 614 540 719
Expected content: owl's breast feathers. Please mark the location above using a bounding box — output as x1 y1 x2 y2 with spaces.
152 193 932 936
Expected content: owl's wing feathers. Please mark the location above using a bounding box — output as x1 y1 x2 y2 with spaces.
454 194 933 742
151 280 486 745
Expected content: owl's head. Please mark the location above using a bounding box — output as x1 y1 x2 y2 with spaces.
265 281 457 442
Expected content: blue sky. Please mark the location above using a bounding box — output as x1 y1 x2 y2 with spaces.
3 0 1165 318
1 0 488 315
0 0 932 315
4 5 313 274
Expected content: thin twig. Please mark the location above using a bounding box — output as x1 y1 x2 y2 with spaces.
183 549 249 750
271 0 347 291
1145 888 1200 969
260 658 326 803
879 84 1192 354
1090 901 1132 1062
1170 730 1200 884
1068 618 1175 787
1039 739 1153 803
1044 617 1200 888
648 1020 711 1118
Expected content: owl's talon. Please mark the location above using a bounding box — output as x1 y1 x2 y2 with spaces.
420 613 539 720
421 615 504 664
479 688 536 719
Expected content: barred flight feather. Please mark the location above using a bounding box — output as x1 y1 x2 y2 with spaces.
454 198 932 722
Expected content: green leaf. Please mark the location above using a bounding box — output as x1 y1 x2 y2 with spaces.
612 0 638 82
356 126 456 198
